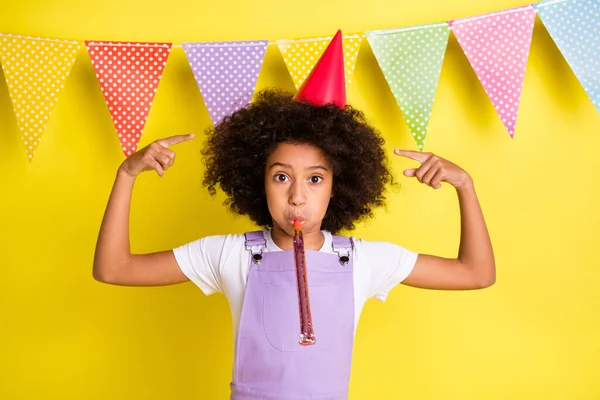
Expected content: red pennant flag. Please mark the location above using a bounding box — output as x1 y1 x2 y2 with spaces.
85 41 171 157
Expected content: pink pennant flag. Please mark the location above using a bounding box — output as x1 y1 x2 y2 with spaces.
450 5 536 138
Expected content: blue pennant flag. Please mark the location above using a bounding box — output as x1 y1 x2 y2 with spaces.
534 0 600 112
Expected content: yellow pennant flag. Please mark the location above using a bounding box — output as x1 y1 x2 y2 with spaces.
278 33 362 89
0 34 80 161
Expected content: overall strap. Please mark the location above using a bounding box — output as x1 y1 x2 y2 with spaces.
245 231 266 264
332 235 353 266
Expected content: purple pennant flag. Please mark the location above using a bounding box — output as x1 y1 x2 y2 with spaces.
183 40 268 125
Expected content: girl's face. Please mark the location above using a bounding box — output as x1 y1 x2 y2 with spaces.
265 142 334 236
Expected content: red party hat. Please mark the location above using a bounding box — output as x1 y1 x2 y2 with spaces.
292 29 346 108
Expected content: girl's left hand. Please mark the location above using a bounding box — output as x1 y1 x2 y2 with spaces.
394 149 472 190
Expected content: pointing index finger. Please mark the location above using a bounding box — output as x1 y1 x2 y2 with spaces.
394 149 429 163
157 133 195 148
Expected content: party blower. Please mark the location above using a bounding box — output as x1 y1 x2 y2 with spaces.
293 219 316 345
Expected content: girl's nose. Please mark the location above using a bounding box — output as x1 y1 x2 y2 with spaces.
289 181 306 206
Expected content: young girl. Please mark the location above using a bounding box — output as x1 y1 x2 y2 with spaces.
93 31 495 400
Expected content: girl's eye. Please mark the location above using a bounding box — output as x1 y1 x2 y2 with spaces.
310 176 323 184
275 174 289 182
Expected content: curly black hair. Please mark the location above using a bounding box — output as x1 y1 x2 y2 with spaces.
200 88 398 234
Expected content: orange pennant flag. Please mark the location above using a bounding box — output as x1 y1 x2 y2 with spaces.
85 41 171 157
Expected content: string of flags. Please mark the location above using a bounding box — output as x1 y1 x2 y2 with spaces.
0 0 598 161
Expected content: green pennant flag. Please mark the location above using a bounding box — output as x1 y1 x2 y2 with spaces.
366 23 450 151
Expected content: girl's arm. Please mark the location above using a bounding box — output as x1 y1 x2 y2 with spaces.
93 134 195 287
394 150 496 290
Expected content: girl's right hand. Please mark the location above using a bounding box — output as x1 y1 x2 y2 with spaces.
118 133 195 178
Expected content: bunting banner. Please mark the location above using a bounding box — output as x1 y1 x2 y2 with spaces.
450 5 536 138
183 40 268 125
534 0 600 112
366 23 450 151
85 41 171 157
1 1 599 162
277 34 362 90
0 34 80 161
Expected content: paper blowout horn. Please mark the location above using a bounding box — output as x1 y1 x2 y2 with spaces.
292 29 346 108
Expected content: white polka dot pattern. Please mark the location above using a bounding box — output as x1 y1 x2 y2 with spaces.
85 41 171 157
277 34 362 89
450 5 536 138
0 34 79 161
366 23 450 151
183 40 268 125
534 0 600 113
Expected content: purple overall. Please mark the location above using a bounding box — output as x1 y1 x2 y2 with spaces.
230 230 355 400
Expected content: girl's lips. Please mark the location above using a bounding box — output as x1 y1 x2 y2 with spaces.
289 219 305 226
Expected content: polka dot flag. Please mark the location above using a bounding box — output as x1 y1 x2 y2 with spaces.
534 0 600 113
0 34 80 161
183 40 268 126
450 5 536 138
85 41 171 157
277 34 362 90
366 23 450 151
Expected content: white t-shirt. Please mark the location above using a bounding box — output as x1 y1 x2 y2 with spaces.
173 227 419 342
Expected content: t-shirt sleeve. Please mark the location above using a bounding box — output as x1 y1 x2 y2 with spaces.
357 239 419 302
172 234 237 296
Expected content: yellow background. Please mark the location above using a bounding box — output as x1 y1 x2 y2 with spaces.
1 0 599 398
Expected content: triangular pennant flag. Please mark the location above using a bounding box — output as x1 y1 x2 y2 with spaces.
366 23 450 151
450 5 536 138
534 0 600 113
183 40 268 125
0 34 80 161
85 41 171 157
277 34 362 90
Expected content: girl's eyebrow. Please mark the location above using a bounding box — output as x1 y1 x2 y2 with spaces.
268 162 329 172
